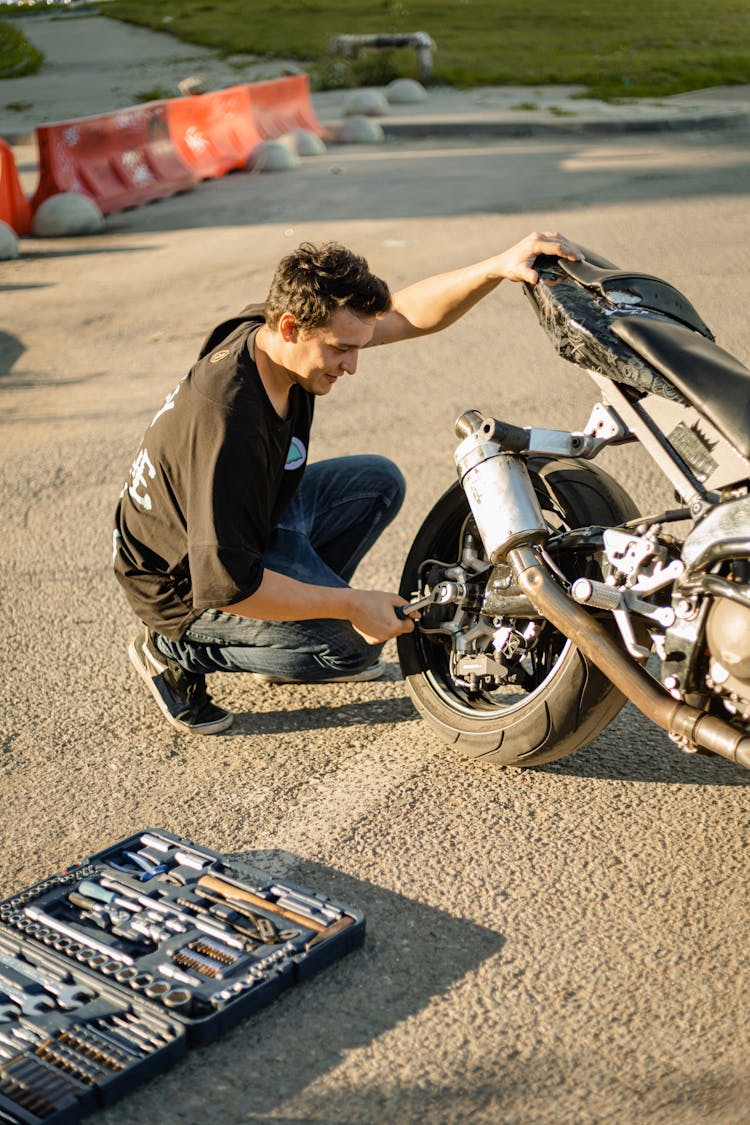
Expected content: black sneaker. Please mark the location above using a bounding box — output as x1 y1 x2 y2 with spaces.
128 628 234 735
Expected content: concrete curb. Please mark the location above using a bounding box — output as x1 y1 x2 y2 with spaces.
4 108 745 148
373 108 750 141
6 106 747 152
8 110 746 151
6 94 750 150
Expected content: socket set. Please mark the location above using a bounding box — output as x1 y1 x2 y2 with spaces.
0 830 364 1122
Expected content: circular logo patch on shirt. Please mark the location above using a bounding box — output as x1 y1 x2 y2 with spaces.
209 349 230 364
285 437 307 471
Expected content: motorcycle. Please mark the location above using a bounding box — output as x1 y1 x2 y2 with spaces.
396 248 750 770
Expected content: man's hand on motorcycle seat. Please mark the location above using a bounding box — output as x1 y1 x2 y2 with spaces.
493 231 585 287
347 588 415 644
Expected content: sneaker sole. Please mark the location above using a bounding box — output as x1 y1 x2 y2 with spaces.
252 660 386 686
128 638 234 735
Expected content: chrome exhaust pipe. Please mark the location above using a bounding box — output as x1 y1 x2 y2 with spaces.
509 546 750 770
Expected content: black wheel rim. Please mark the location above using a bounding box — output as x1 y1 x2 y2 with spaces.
406 482 584 719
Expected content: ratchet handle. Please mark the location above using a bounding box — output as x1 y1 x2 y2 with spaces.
395 593 437 619
395 581 466 621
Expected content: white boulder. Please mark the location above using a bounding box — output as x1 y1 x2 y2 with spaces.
342 88 389 117
287 129 327 156
0 220 19 259
247 140 300 172
32 193 104 237
386 78 428 104
334 116 385 145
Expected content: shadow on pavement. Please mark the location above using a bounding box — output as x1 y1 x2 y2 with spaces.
0 330 25 376
223 687 750 785
541 705 750 786
92 135 750 235
0 283 52 293
20 245 159 260
226 695 420 737
97 852 504 1123
0 366 107 390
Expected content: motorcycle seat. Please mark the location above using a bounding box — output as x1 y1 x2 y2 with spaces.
611 315 750 459
559 258 714 339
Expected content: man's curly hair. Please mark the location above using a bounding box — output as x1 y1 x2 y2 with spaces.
265 242 391 330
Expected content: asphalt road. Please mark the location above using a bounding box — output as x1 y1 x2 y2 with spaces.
2 122 750 1123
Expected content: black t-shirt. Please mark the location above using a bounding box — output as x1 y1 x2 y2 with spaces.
113 305 314 640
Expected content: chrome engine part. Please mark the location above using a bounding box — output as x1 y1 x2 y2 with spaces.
570 524 686 661
705 596 750 718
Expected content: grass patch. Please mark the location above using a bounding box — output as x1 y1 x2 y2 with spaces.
312 46 418 89
105 0 750 98
0 18 44 80
133 86 176 103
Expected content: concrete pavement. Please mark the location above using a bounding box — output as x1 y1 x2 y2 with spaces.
3 140 749 1122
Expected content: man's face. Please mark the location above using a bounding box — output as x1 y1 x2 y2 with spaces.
285 306 376 396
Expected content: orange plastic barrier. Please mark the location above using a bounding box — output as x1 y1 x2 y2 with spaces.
0 139 31 236
166 85 262 180
28 74 322 216
31 102 197 216
246 75 324 140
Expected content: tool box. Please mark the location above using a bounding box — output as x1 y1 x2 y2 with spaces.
0 829 365 1123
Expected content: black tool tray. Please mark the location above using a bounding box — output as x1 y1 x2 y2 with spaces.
0 829 365 1123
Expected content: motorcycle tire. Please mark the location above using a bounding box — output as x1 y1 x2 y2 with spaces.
397 457 641 767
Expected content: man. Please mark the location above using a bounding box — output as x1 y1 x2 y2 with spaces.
114 230 582 734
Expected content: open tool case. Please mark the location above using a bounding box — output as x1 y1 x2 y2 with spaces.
0 829 365 1123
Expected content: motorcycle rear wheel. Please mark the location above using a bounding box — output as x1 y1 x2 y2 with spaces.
397 458 640 767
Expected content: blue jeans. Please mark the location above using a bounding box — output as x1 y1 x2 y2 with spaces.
156 455 406 681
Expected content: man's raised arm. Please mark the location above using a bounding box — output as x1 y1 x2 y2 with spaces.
368 230 583 347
